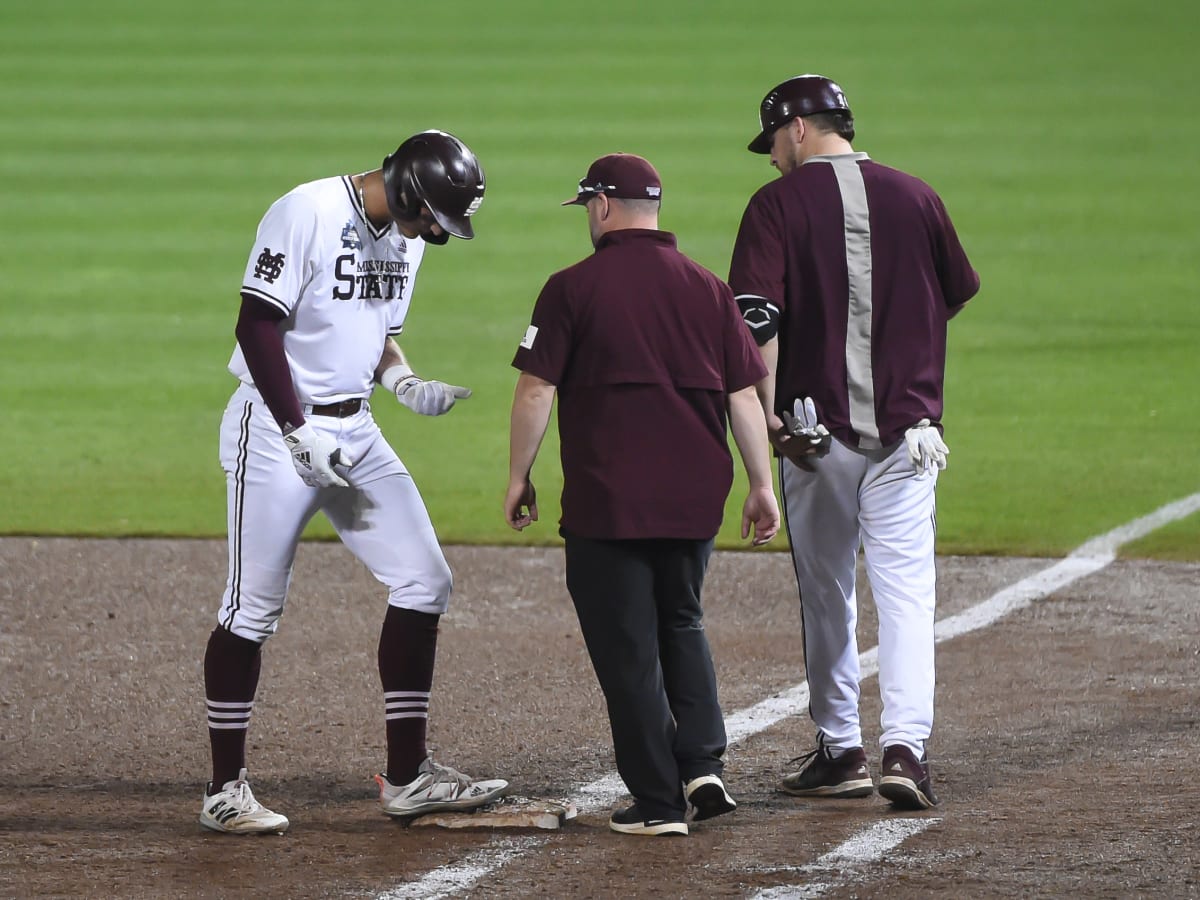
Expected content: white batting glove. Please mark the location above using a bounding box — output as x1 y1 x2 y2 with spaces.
382 365 471 416
282 422 354 488
780 396 833 455
904 418 949 474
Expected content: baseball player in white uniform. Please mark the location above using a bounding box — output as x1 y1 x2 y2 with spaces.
199 130 508 835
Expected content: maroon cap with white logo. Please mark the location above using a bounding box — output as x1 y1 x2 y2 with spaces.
562 153 663 206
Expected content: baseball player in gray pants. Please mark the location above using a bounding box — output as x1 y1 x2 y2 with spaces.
730 75 980 810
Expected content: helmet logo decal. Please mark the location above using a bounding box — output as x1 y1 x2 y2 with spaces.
465 196 483 216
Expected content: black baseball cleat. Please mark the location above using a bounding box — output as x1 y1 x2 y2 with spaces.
684 775 737 821
878 744 939 809
780 735 874 798
609 804 688 836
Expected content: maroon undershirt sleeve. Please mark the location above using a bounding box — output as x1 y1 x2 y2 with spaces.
235 293 305 432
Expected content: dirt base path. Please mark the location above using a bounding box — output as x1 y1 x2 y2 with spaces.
1 538 1197 898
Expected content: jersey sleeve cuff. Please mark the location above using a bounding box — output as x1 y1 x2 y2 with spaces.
240 286 291 317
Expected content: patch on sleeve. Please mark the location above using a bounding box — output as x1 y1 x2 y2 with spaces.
519 325 539 350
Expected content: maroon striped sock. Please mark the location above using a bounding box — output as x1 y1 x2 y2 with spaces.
378 606 439 784
204 626 262 790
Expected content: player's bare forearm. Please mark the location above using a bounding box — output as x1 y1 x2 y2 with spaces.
374 337 408 383
508 372 556 482
755 337 780 427
505 372 556 530
729 383 781 545
728 385 774 490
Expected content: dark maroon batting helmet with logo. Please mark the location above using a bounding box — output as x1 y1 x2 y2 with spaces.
382 130 485 240
748 74 852 153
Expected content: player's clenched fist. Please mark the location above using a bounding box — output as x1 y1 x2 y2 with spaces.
282 422 354 488
382 364 471 416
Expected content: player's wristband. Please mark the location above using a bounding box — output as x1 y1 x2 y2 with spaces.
380 364 415 394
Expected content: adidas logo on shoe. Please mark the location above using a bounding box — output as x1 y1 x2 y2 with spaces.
878 745 939 810
780 737 874 798
199 769 289 835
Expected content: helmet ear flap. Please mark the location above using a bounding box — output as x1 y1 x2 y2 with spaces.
381 150 422 223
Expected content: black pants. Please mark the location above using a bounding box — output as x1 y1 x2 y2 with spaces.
563 532 726 820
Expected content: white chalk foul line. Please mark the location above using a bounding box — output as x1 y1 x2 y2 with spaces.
746 490 1200 899
375 837 544 900
751 818 941 900
378 492 1200 900
937 490 1200 642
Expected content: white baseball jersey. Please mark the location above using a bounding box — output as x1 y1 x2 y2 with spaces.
228 175 426 404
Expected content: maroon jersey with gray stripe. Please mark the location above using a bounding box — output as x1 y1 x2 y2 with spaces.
729 152 979 448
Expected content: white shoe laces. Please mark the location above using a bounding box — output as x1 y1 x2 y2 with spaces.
423 760 473 793
229 780 262 813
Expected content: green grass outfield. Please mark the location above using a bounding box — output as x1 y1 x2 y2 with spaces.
1 0 1196 558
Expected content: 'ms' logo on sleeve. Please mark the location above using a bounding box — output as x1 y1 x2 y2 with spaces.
253 248 286 284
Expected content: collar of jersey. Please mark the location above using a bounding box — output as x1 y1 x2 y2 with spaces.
595 228 676 252
803 151 872 166
342 175 393 242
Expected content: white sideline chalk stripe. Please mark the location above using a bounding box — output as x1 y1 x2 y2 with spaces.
376 837 543 900
376 491 1200 900
746 491 1200 900
813 817 940 865
751 819 940 899
937 490 1200 641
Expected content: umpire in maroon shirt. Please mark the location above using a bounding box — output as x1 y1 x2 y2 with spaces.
505 153 780 836
729 75 980 810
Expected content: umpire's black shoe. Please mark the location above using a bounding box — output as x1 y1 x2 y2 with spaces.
780 738 874 798
684 775 737 821
609 804 688 836
878 745 939 809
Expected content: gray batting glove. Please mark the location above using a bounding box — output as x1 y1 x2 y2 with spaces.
780 396 832 457
394 374 472 416
283 422 354 488
903 418 949 474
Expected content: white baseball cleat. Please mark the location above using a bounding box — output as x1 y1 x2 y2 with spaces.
199 768 289 835
376 757 509 817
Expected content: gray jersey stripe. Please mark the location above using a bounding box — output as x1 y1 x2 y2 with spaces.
827 156 880 448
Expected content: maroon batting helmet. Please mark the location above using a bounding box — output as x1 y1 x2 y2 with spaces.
382 130 485 240
748 74 851 154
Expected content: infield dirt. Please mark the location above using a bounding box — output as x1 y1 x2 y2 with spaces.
1 538 1197 898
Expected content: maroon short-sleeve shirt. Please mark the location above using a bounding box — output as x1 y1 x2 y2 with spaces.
513 228 767 540
729 152 980 448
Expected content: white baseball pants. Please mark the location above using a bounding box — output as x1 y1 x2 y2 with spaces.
780 438 937 755
216 384 452 642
